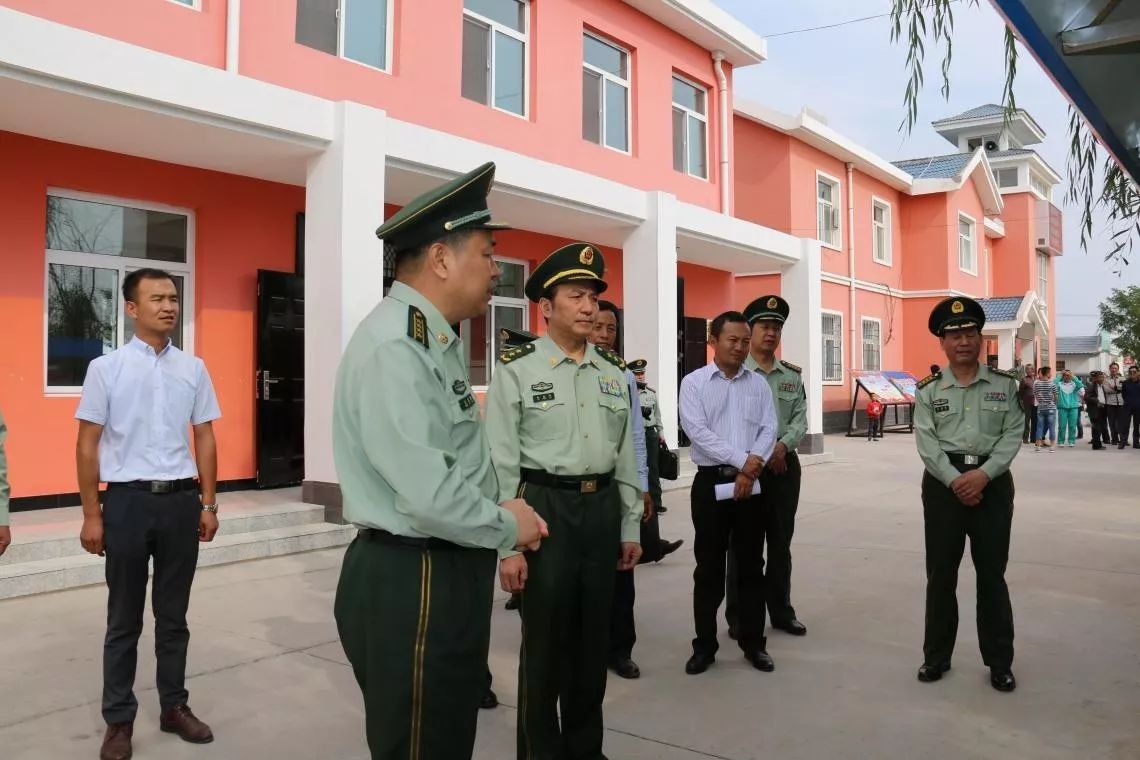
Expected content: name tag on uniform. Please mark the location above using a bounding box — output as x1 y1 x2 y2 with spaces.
459 394 476 411
598 377 624 398
984 391 1007 402
533 393 555 403
779 382 796 393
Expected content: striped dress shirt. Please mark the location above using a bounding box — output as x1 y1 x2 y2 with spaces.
679 362 778 469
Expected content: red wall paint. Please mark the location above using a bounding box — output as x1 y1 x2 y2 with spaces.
678 262 734 321
0 131 303 497
732 118 791 233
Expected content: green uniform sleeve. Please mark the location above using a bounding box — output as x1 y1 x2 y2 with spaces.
981 382 1025 482
0 409 10 526
914 389 961 488
484 362 525 560
355 342 518 551
781 383 808 451
614 386 641 544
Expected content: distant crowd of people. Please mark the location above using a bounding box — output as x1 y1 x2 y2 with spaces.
1018 362 1140 451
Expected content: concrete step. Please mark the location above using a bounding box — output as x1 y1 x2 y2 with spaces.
0 521 355 600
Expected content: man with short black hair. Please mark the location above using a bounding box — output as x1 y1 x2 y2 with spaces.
77 267 221 760
679 311 778 676
1121 365 1140 448
1105 362 1125 445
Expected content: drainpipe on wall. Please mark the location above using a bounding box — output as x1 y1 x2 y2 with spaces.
226 0 241 74
712 51 730 214
846 162 856 373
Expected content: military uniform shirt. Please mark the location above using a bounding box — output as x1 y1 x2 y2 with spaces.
745 355 807 451
638 385 662 431
913 364 1023 487
485 335 641 544
331 281 518 551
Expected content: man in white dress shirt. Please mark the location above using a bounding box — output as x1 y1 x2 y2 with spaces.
76 268 221 760
679 311 778 675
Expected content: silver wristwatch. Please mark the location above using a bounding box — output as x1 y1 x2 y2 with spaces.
201 503 219 514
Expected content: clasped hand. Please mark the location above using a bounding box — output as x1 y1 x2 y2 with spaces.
951 469 990 506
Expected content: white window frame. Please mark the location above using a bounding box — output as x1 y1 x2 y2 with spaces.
861 316 882 372
1029 172 1051 201
582 31 632 155
335 0 395 73
1037 251 1048 302
671 73 709 180
469 256 529 390
463 0 530 120
958 212 977 275
821 309 844 384
816 170 842 251
871 196 892 266
43 189 196 396
166 0 201 9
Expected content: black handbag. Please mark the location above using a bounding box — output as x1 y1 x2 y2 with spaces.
658 437 679 480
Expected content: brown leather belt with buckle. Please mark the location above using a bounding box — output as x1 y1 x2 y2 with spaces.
109 478 199 494
520 468 613 494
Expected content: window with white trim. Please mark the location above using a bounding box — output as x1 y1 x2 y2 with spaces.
817 174 841 248
671 75 708 179
169 0 200 8
582 33 630 153
872 199 891 264
993 167 1018 188
1037 252 1048 305
461 0 528 117
44 193 193 393
1030 172 1051 200
461 258 529 386
958 214 977 274
295 0 392 71
822 312 843 382
862 318 882 372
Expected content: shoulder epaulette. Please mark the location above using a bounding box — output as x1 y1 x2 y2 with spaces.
596 347 626 370
499 342 535 364
991 367 1018 380
779 359 802 374
916 372 941 390
407 306 429 350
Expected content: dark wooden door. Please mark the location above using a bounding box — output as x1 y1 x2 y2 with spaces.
256 270 305 488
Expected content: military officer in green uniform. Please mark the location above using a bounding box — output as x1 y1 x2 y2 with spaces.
725 296 810 638
914 296 1023 693
332 162 547 760
486 243 642 760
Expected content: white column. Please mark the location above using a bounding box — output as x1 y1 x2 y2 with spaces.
780 239 824 453
997 329 1016 369
623 192 679 446
303 101 387 512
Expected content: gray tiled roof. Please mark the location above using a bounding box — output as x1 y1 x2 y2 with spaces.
891 153 973 179
1056 336 1102 354
978 296 1024 322
933 104 1006 123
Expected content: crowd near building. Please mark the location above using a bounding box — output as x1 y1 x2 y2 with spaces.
0 0 1067 511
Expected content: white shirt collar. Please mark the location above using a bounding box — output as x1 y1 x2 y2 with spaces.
129 335 173 357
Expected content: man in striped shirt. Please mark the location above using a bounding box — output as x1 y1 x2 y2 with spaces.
1032 366 1058 452
679 311 778 675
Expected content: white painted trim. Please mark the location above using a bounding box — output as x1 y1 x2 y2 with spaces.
860 315 883 371
463 1 531 119
987 150 1062 184
43 188 196 396
820 308 844 384
984 216 1006 238
618 0 767 66
671 73 710 180
815 170 842 250
818 272 978 299
870 195 892 266
225 0 241 74
958 211 978 276
166 0 201 9
930 111 1047 145
582 31 632 155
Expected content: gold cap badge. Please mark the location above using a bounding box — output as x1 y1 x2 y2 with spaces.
951 300 964 314
579 246 595 265
767 297 778 309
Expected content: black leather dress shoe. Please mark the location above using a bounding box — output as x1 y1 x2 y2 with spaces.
609 658 641 679
745 650 775 672
658 539 684 560
685 652 715 675
990 670 1017 692
480 689 499 709
727 624 738 641
917 661 951 682
504 593 521 611
656 505 668 514
773 618 807 636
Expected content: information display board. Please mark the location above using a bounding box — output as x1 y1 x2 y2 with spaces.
883 371 919 402
846 370 915 436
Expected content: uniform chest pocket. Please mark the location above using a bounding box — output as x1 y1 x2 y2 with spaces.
522 397 570 441
980 404 1006 435
597 397 628 446
777 391 799 406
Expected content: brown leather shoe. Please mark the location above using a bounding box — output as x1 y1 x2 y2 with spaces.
100 722 133 760
160 704 214 744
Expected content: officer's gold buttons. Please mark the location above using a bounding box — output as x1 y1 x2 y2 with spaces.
541 403 548 409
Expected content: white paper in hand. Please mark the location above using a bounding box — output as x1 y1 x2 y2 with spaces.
714 479 762 501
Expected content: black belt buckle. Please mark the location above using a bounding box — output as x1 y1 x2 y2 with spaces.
150 480 174 494
580 479 598 494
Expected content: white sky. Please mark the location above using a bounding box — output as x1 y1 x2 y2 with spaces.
715 0 1140 336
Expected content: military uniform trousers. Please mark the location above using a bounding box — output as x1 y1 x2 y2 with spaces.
691 469 768 656
922 467 1015 671
517 476 621 760
724 452 802 630
102 484 201 725
335 530 496 760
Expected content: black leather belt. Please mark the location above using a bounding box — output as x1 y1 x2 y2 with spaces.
697 465 740 481
358 528 471 551
946 452 989 469
521 469 613 493
108 478 198 494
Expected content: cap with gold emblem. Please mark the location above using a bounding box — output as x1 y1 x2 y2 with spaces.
928 296 986 336
743 295 790 325
499 326 538 349
524 242 608 302
375 162 511 254
628 359 648 373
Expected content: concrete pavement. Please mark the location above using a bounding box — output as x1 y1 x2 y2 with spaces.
0 434 1136 759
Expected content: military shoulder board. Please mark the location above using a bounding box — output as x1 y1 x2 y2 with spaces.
499 343 535 364
779 360 803 374
916 372 941 390
991 367 1018 380
407 306 429 350
596 347 626 370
